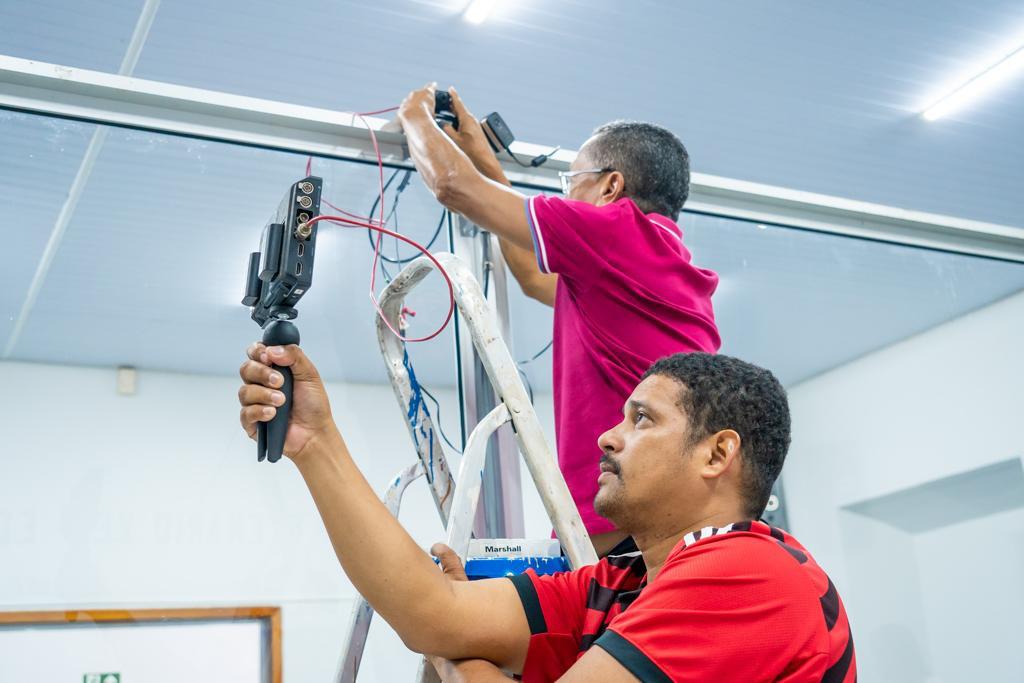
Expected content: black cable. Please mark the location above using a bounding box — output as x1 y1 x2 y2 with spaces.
513 339 552 406
500 141 561 168
364 171 447 267
377 247 395 284
481 236 492 299
375 191 403 284
365 168 406 258
372 208 445 269
420 384 464 454
367 168 404 223
517 367 535 405
369 207 447 266
391 199 402 264
518 339 553 366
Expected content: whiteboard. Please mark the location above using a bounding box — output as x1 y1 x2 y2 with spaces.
0 617 271 682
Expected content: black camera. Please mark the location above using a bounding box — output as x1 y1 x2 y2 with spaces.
241 175 323 463
242 176 322 327
434 89 459 130
481 112 515 154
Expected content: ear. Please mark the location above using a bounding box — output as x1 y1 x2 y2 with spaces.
700 429 742 480
599 170 627 204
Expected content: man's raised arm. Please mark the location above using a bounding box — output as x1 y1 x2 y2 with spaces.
396 84 535 253
436 88 557 307
237 343 530 670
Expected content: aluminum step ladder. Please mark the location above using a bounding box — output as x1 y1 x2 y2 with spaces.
336 252 597 683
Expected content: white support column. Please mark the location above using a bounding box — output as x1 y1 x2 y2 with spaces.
449 215 525 538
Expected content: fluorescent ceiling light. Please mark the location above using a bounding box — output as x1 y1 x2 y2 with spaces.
922 43 1024 121
464 0 498 24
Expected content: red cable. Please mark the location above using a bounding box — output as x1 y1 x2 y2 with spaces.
304 214 455 343
351 109 399 332
305 103 451 342
303 105 397 178
356 105 400 116
320 197 380 224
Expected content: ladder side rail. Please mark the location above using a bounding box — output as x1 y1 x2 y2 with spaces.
482 231 525 536
413 403 511 683
434 253 597 568
378 253 597 568
451 220 525 539
376 263 457 526
445 404 511 560
416 659 442 683
336 462 425 683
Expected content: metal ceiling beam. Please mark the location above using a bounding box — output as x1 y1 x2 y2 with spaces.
683 173 1024 263
3 54 1023 262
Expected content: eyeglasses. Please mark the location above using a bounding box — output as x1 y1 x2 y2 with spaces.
558 167 614 195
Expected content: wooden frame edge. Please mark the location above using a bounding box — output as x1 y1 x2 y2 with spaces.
0 606 282 683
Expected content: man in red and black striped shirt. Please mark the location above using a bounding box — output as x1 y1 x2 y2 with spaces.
238 348 856 682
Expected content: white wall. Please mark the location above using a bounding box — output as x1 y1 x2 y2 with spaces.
0 359 558 682
784 289 1024 682
18 286 1022 682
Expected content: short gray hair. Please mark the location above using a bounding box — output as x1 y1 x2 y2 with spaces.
585 121 690 220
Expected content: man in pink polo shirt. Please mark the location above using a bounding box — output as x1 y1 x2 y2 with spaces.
398 85 720 554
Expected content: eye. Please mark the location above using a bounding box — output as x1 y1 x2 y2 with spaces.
633 411 650 425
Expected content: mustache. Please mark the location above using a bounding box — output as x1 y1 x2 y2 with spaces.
599 454 621 475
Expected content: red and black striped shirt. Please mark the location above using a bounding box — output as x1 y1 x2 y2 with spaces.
509 520 856 682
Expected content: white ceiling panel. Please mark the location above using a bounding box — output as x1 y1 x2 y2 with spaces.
3 113 459 386
3 0 1021 225
0 112 96 344
0 0 143 73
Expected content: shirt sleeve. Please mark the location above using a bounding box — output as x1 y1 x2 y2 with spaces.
507 566 595 681
525 195 630 286
593 535 826 682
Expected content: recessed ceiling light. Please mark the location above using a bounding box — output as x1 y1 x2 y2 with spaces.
922 42 1024 121
464 0 499 25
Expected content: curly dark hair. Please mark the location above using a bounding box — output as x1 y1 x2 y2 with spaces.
585 121 690 219
642 353 791 519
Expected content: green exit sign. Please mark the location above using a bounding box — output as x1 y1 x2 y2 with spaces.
83 675 120 683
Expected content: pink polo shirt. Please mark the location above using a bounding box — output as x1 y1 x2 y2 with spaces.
525 195 720 535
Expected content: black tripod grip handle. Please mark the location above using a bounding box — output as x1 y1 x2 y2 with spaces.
258 319 300 464
263 364 292 463
257 420 268 462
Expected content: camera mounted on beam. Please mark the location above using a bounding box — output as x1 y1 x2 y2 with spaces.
433 88 553 167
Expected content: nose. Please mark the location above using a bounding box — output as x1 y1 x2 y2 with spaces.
598 421 624 454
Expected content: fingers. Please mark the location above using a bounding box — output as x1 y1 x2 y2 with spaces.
238 383 286 409
409 82 436 104
246 341 266 362
239 356 284 389
430 543 469 582
239 342 294 441
398 83 437 121
448 87 474 119
246 341 280 366
240 404 276 440
264 345 321 383
238 348 287 440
